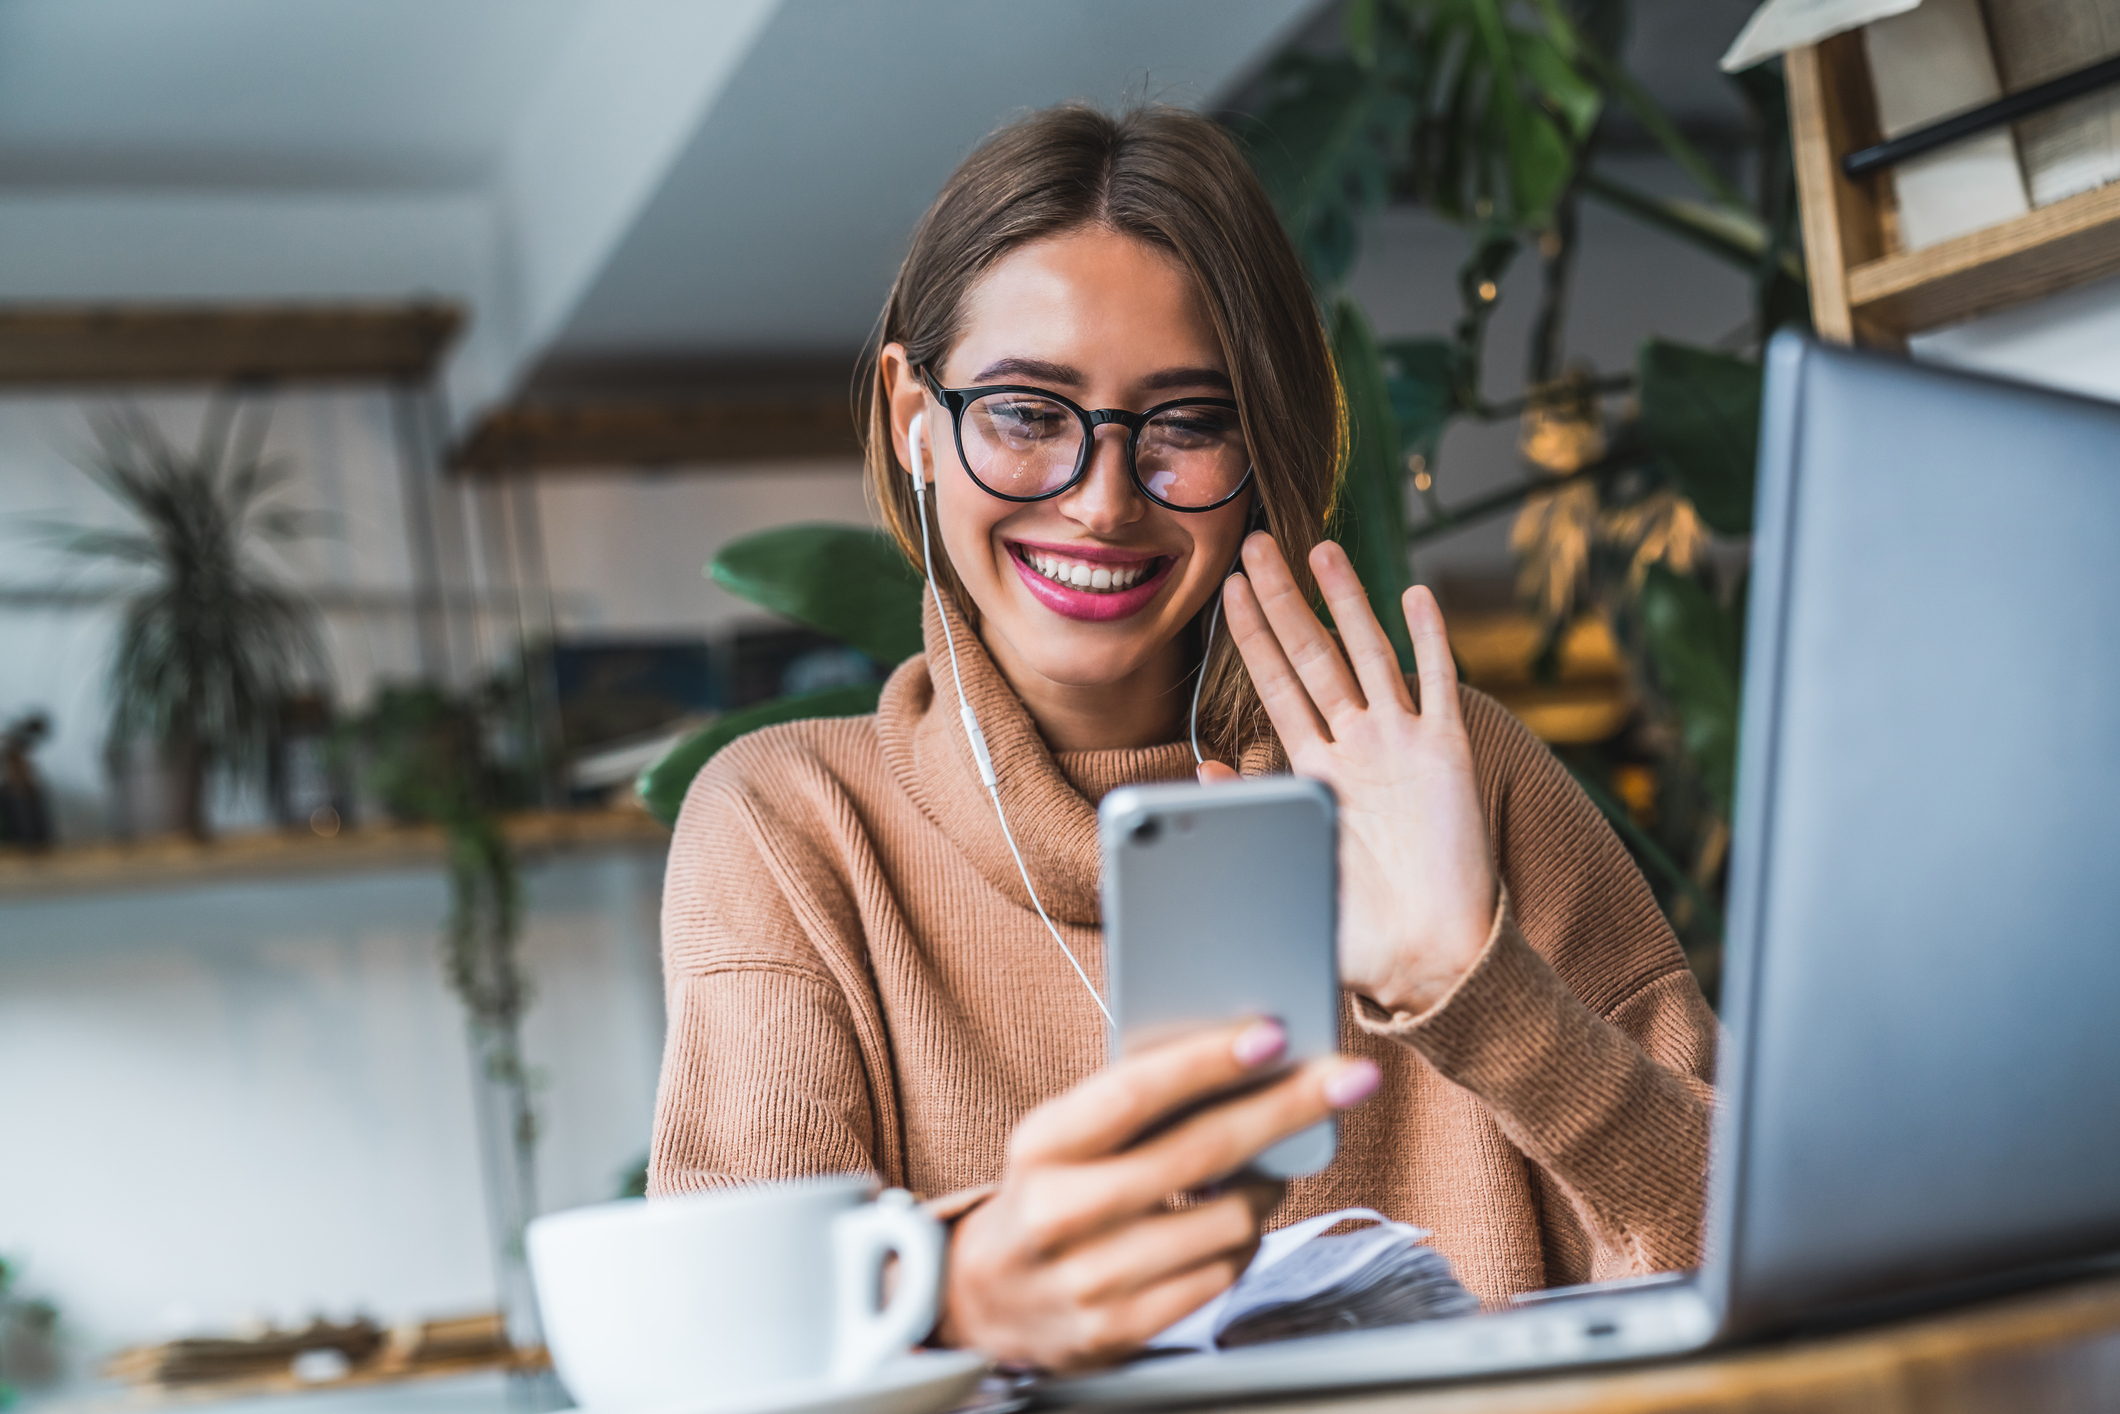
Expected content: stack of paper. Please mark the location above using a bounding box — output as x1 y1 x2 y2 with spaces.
1987 0 2120 207
1151 1208 1478 1353
1865 0 2031 248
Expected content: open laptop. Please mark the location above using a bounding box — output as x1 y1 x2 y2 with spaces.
1048 332 2120 1404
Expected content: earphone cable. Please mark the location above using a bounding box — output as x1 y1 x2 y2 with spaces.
1189 592 1221 766
910 414 1114 1026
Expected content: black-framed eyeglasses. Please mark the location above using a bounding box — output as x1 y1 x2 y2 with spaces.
918 367 1253 512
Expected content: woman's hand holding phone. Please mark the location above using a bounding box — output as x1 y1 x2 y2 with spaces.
935 1019 1379 1372
1201 533 1499 1019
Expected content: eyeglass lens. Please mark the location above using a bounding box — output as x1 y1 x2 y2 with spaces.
958 392 1250 508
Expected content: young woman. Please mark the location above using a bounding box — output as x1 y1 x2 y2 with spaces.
651 104 1716 1373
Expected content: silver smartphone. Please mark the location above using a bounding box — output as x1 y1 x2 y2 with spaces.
1098 775 1340 1180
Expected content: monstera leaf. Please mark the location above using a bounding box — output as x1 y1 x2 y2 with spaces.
637 524 924 825
1637 340 1763 536
709 523 925 665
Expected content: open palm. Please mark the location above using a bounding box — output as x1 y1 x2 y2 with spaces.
1201 534 1498 1018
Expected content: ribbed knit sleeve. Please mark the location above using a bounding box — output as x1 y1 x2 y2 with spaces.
1352 689 1718 1283
648 738 882 1196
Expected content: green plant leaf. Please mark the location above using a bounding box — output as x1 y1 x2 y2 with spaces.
1515 30 1603 141
1525 0 1751 212
1237 55 1412 288
1639 564 1743 816
1328 298 1415 670
1636 339 1763 535
1499 99 1575 227
709 524 924 666
1381 337 1458 454
1345 0 1381 67
1564 759 1726 942
635 683 885 828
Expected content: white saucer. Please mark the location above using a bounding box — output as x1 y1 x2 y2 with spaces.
613 1351 991 1414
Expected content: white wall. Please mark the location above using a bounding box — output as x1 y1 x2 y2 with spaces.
0 850 664 1356
0 386 875 1371
532 462 873 636
1910 269 2120 400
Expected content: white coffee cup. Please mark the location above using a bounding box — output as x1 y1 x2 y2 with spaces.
527 1174 944 1411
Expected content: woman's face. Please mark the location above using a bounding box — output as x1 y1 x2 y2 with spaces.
884 227 1253 726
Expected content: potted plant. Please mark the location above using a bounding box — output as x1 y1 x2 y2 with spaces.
57 401 325 841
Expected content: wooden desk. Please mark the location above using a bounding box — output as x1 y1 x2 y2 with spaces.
1125 1274 2120 1414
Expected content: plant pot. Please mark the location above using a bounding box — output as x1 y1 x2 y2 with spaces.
106 740 210 841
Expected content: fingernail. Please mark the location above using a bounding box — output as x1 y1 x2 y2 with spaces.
1323 1059 1381 1108
1232 1020 1286 1066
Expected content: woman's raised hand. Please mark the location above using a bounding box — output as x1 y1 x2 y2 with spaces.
1201 533 1498 1018
935 1019 1378 1372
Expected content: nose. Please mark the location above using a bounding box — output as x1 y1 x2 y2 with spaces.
1057 423 1144 534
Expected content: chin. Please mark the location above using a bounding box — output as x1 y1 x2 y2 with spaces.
984 607 1163 686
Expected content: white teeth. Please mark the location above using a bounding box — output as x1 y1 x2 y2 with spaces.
1022 549 1152 593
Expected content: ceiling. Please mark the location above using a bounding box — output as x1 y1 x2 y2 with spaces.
0 0 1765 437
0 0 592 190
549 0 1323 362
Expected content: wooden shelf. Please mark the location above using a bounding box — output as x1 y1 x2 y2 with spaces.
453 395 859 473
1787 34 2120 346
1847 179 2120 334
0 807 667 905
0 302 463 386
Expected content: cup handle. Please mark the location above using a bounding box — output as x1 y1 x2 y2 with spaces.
829 1188 944 1383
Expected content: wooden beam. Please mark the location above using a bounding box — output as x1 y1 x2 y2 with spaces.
0 302 463 385
1787 36 1900 349
452 396 861 473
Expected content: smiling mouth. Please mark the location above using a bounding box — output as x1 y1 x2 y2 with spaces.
1013 544 1167 594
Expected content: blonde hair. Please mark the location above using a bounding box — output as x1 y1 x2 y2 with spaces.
859 103 1346 764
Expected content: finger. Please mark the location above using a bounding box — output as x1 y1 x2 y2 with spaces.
1115 1054 1381 1196
1010 1018 1289 1165
1223 573 1329 751
1214 1173 1289 1227
1241 532 1367 722
1401 583 1462 724
1196 759 1241 786
1311 541 1415 715
1055 1252 1251 1374
1047 1191 1265 1306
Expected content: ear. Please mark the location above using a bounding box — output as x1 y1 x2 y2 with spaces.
879 343 932 484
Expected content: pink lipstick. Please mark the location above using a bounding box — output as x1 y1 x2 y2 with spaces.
1007 540 1174 623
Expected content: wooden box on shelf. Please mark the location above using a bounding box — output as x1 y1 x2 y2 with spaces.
1788 33 2120 348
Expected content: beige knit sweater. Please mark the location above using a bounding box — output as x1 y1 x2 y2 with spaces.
651 595 1718 1301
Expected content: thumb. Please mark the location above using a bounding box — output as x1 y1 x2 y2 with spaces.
1196 759 1242 786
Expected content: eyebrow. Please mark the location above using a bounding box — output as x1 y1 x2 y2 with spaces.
967 357 1235 395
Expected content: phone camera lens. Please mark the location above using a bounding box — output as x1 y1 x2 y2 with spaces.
1130 818 1161 846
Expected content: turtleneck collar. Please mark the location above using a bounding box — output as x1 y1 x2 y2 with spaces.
875 589 1201 924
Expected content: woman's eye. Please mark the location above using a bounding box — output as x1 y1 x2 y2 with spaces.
991 402 1066 436
1153 412 1235 444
